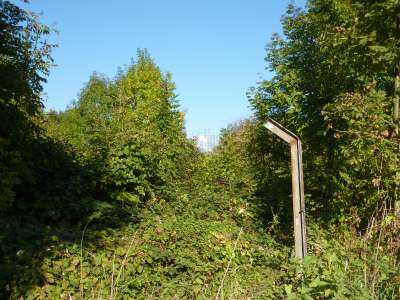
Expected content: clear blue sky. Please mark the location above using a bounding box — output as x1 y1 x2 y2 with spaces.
18 0 306 135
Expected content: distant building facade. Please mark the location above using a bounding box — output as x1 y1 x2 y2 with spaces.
191 129 220 152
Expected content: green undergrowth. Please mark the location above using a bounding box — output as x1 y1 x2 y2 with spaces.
14 158 290 299
2 1 399 298
5 153 399 299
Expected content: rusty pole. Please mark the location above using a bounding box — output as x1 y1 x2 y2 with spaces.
264 118 307 259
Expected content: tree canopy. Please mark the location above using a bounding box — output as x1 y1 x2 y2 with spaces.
248 0 400 222
0 0 55 210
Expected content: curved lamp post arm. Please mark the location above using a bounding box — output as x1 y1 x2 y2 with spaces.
264 118 307 259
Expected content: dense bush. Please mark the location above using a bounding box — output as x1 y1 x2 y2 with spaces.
9 138 398 299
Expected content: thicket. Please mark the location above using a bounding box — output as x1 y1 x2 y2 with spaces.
246 0 400 296
0 0 399 299
46 49 191 208
0 0 193 295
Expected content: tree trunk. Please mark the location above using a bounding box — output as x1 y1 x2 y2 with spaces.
395 14 400 136
394 63 399 136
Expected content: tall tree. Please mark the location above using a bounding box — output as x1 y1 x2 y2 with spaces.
0 0 55 210
47 50 190 206
248 0 400 222
105 49 188 204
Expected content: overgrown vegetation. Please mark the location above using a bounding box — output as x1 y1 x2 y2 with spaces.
0 0 399 299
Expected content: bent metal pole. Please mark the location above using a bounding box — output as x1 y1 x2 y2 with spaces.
264 118 307 259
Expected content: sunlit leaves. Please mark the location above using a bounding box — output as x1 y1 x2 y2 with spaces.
248 0 400 221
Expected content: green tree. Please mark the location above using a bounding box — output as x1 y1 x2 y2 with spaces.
0 0 55 210
248 0 400 223
105 50 188 204
47 50 190 206
46 73 114 164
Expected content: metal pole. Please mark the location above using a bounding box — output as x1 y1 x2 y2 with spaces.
264 118 307 259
